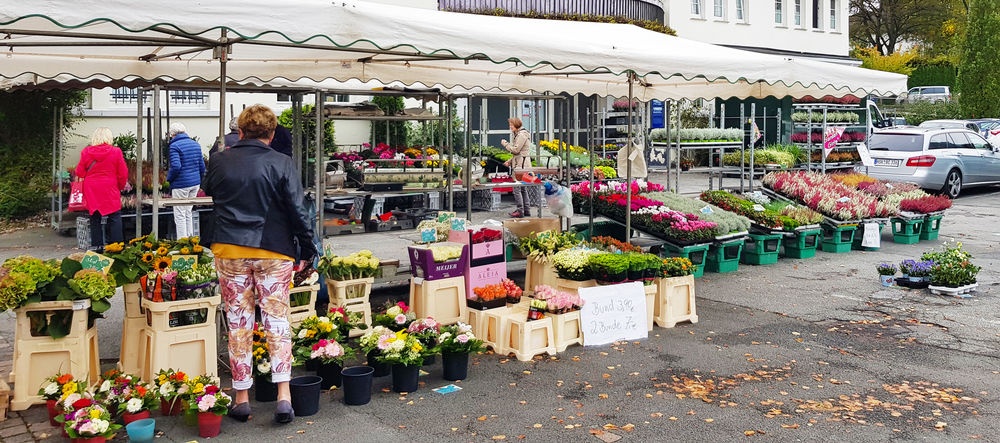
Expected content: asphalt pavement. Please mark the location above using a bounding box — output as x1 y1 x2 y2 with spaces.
0 171 997 442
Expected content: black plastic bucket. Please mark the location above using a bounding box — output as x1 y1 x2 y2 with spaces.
288 375 322 416
340 366 375 405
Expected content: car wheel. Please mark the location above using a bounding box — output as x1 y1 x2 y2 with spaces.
941 169 962 199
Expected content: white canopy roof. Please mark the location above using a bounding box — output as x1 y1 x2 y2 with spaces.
0 0 905 99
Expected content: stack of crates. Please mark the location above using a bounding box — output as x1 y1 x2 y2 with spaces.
138 295 220 382
325 278 374 337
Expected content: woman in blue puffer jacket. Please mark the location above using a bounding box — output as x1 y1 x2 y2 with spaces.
166 122 206 239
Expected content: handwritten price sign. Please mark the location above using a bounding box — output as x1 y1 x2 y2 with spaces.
579 282 648 346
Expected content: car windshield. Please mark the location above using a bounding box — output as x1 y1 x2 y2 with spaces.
978 121 1000 130
868 133 925 152
918 121 964 129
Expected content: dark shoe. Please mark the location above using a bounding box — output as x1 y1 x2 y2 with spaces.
274 400 294 424
509 210 523 218
228 402 250 422
523 210 531 217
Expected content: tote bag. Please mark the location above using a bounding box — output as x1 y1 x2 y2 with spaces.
68 181 87 212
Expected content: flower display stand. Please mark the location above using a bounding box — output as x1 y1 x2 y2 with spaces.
137 295 220 381
662 242 709 278
820 224 857 253
326 277 374 307
643 284 656 331
705 238 744 273
343 302 372 338
10 300 100 411
928 283 978 298
741 233 782 265
890 217 923 244
288 284 320 328
524 257 558 295
921 213 943 241
0 379 9 421
119 282 146 375
467 306 506 340
548 310 582 352
409 276 467 326
503 315 557 361
782 228 821 259
654 275 698 328
553 278 597 296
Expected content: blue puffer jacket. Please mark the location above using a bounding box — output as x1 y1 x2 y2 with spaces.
167 133 206 189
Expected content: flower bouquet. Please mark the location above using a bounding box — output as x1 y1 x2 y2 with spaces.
532 285 584 314
375 331 426 366
359 326 396 377
187 381 231 438
407 317 442 364
659 257 695 278
251 324 278 401
500 278 523 304
291 315 340 367
38 372 84 426
550 248 595 281
318 249 381 281
63 400 120 442
470 283 507 310
438 322 485 381
518 230 579 263
587 253 629 284
153 368 189 415
118 381 159 424
327 305 368 338
0 256 62 311
373 301 416 331
91 368 136 417
101 235 156 285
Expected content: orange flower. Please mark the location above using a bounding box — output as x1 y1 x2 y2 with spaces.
56 374 73 385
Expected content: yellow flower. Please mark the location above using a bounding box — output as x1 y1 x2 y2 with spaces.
191 236 200 245
89 409 102 419
144 241 153 249
104 242 124 253
62 382 77 394
412 343 423 353
153 256 172 271
193 383 204 394
141 252 154 263
193 245 203 253
156 246 168 256
180 247 190 254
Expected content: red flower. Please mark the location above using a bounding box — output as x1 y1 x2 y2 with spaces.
72 398 93 409
205 385 219 395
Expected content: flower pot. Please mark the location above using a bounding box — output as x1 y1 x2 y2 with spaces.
289 375 322 417
422 355 437 366
197 411 223 438
391 364 420 393
254 375 278 402
366 351 391 377
340 366 375 406
125 418 156 443
316 361 343 389
441 352 470 381
879 275 894 287
304 359 319 371
160 397 183 416
46 399 60 426
627 269 644 281
594 270 626 285
121 409 151 425
70 437 106 443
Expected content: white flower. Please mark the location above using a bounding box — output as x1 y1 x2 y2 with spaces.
125 398 144 413
99 380 111 392
91 418 109 434
389 339 405 351
43 382 59 396
257 360 271 374
159 383 174 396
297 329 308 339
198 395 217 412
63 393 82 409
386 306 402 316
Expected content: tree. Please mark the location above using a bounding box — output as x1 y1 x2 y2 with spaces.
850 0 965 56
956 0 1000 118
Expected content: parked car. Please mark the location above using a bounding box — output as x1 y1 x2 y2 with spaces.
918 119 981 133
899 86 952 104
861 127 1000 198
970 118 1000 147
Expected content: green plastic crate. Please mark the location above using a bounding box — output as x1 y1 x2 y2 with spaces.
662 242 709 278
705 238 744 273
890 217 923 245
742 233 782 265
851 222 884 251
920 214 943 241
782 228 821 259
821 224 857 254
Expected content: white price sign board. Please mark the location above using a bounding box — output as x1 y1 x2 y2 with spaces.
579 282 648 346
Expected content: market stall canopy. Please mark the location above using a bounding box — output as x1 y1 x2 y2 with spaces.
0 0 906 99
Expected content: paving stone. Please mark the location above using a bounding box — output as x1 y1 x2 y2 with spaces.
0 416 24 429
4 432 35 443
0 424 27 438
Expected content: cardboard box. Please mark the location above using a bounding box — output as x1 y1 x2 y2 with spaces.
466 261 508 300
407 243 468 280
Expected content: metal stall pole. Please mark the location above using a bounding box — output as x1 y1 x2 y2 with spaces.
135 88 145 238
587 101 595 235
292 93 303 179
445 95 453 213
465 96 475 221
50 107 58 231
738 102 746 192
747 104 757 193
315 91 325 236
151 86 162 239
625 73 634 238
216 30 229 148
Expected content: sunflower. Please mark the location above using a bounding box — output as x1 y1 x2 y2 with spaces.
180 247 190 254
156 246 169 256
141 252 154 263
143 241 153 249
191 236 200 245
153 256 172 271
104 242 124 253
193 245 203 253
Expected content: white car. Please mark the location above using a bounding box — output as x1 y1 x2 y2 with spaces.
861 127 1000 198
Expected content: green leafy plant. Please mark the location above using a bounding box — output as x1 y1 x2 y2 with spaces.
660 257 694 277
922 242 980 287
876 262 897 276
438 322 486 354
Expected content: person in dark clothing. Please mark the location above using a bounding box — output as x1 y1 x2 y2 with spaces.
209 117 241 156
270 124 293 157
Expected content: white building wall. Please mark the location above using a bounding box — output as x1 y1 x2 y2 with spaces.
666 0 849 58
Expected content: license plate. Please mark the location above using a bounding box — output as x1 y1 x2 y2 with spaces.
873 158 901 167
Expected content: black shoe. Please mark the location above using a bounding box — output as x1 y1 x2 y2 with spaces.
274 400 294 424
228 402 250 422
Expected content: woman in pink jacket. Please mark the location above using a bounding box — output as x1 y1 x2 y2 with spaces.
75 127 129 251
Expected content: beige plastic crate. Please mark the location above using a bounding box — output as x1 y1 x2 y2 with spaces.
141 295 221 331
654 275 698 328
0 379 9 421
549 310 582 352
119 283 146 375
409 276 467 326
138 296 220 381
524 258 558 295
343 303 372 338
10 324 99 411
644 284 656 332
326 277 374 307
504 316 556 362
553 278 597 296
9 300 94 385
288 284 319 328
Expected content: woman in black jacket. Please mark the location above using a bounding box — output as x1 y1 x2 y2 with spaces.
203 104 317 425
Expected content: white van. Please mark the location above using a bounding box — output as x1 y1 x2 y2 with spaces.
900 86 952 104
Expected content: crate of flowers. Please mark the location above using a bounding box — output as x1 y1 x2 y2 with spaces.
407 242 468 280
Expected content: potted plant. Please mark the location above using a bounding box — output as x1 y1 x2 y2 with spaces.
251 324 276 401
550 249 595 281
63 400 120 443
372 300 416 332
660 257 695 278
309 337 350 389
37 372 84 426
587 253 628 284
187 381 232 439
375 331 427 393
923 242 981 293
407 317 442 365
291 314 347 380
153 368 189 416
625 253 648 281
876 262 897 287
900 259 933 289
117 380 158 425
437 322 486 381
359 326 396 377
679 157 695 171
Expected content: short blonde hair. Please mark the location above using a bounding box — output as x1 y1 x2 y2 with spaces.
238 104 277 140
508 117 523 130
90 127 114 146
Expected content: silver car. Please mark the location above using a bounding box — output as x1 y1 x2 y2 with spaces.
861 127 1000 198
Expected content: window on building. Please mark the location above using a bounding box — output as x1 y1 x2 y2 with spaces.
775 0 783 24
829 0 838 29
109 87 207 106
736 0 746 22
691 0 701 15
794 0 802 26
110 87 150 104
713 0 725 18
812 0 821 28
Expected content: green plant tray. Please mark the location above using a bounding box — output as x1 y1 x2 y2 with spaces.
571 221 630 242
821 224 856 254
662 242 710 278
705 238 744 273
890 217 924 237
920 214 943 241
741 233 781 265
892 233 921 245
781 228 821 259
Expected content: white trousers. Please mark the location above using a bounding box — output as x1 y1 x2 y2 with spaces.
171 185 200 240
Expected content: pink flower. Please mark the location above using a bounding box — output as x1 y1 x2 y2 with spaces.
198 394 216 412
394 314 407 324
456 334 470 343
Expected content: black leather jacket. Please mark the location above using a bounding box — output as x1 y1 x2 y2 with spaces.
203 139 318 261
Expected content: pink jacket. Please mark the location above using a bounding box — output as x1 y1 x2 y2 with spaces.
75 143 128 216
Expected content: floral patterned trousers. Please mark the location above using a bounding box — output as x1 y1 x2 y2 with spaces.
215 258 293 390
